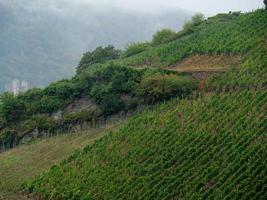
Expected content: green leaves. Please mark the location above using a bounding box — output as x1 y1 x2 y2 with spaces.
152 29 178 46
26 91 267 199
136 74 198 104
77 45 121 72
0 92 25 123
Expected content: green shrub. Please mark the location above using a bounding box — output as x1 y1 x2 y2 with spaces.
89 65 143 115
123 42 151 57
0 92 25 123
152 29 178 46
44 79 80 99
0 117 6 129
90 84 113 104
136 74 198 104
21 115 57 134
72 74 93 95
183 13 205 34
0 128 17 148
99 94 124 116
30 96 67 114
77 45 121 72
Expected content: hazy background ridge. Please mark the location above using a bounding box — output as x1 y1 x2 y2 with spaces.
0 0 191 92
0 0 264 93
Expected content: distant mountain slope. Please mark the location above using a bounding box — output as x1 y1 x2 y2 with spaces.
0 0 190 93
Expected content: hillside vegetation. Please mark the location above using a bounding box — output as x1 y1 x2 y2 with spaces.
0 124 120 200
26 91 266 200
21 9 267 200
0 66 197 150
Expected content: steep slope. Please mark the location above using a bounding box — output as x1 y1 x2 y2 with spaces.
0 124 120 200
26 91 267 199
25 10 267 200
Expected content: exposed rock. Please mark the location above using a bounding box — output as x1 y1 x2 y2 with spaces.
65 97 99 113
51 110 63 121
20 128 39 144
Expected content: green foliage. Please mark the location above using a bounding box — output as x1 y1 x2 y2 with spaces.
77 45 121 72
123 42 151 57
117 10 266 75
0 93 25 123
152 29 178 46
21 115 57 134
89 65 142 115
26 90 267 199
99 94 124 116
0 117 6 129
183 13 205 33
24 10 267 199
136 74 198 104
62 109 100 125
0 61 195 147
0 128 16 148
44 79 81 99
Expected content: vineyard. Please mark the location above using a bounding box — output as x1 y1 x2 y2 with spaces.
26 90 267 199
86 10 266 89
1 8 267 200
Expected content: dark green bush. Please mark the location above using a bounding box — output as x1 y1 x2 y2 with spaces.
183 13 205 34
152 29 178 46
44 79 80 99
77 45 121 72
21 115 57 134
31 96 67 114
136 74 198 104
89 65 143 115
99 94 124 116
0 92 25 123
0 128 17 148
0 117 6 129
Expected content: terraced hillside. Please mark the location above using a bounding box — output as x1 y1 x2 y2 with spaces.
24 9 267 200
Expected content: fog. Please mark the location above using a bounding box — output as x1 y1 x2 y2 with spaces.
0 0 191 92
111 0 264 15
0 0 264 93
23 0 264 15
4 0 264 15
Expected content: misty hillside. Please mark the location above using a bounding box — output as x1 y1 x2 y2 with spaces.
0 8 265 199
0 0 190 93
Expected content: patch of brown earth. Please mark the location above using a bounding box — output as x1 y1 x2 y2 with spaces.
169 54 242 72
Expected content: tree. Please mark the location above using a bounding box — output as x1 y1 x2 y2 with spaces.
192 13 205 25
264 0 267 9
183 13 205 33
0 93 25 122
152 29 177 46
77 45 121 72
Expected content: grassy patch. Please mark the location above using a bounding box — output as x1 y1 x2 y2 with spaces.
0 123 120 200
